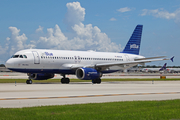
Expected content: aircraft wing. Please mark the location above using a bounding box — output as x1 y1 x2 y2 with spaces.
95 58 168 68
70 58 169 69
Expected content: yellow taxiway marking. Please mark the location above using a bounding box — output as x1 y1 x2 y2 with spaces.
0 92 180 101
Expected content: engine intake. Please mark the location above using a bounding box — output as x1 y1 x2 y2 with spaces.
76 68 102 80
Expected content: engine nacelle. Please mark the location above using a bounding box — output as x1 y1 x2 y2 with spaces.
28 73 54 80
76 68 102 80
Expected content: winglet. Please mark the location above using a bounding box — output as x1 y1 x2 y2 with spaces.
170 56 174 62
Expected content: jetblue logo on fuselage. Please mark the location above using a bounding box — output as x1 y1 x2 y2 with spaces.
130 44 139 49
45 52 53 56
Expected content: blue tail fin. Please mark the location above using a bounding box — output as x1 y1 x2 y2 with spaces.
121 25 143 55
159 63 167 71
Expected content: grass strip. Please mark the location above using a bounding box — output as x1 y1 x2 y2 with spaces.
0 99 180 120
0 78 180 83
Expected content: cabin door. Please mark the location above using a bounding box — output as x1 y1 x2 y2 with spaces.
32 51 40 64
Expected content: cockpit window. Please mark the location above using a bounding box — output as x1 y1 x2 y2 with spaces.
12 55 19 58
11 54 27 58
23 55 27 58
19 55 23 58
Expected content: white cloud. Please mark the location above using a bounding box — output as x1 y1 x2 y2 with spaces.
110 17 117 21
34 22 121 52
35 1 121 52
71 23 121 52
64 1 85 28
36 25 44 33
0 26 28 62
1 2 122 64
7 27 28 55
36 24 68 49
6 37 10 41
117 7 132 13
140 8 180 21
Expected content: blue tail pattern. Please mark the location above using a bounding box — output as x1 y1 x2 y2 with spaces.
159 63 167 71
121 25 143 55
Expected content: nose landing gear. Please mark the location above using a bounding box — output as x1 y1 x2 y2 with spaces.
26 77 32 84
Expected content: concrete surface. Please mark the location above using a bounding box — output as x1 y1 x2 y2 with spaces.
0 81 180 108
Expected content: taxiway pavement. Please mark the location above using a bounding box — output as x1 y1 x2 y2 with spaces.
0 81 180 108
0 72 180 79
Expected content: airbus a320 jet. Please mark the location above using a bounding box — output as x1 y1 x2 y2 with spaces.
5 25 173 84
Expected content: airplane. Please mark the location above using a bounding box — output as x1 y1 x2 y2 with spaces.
142 63 168 73
167 68 180 73
5 25 172 84
159 62 180 73
159 63 167 72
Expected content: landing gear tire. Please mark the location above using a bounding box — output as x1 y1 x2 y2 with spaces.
92 78 101 84
26 80 32 84
61 78 70 84
97 78 101 84
61 74 70 84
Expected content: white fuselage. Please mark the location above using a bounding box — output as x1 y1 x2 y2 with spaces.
5 49 144 74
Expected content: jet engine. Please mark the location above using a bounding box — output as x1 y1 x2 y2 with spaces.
76 68 102 80
28 73 54 80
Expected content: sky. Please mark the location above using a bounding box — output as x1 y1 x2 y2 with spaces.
0 0 180 66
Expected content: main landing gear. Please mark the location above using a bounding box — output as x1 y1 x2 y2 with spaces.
26 77 32 84
61 74 70 84
92 78 101 84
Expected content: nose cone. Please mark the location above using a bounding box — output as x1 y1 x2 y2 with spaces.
5 59 14 69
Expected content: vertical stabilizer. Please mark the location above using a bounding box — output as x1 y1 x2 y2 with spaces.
122 25 143 55
159 63 167 71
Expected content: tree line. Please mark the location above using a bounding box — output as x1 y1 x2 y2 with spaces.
0 64 5 67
